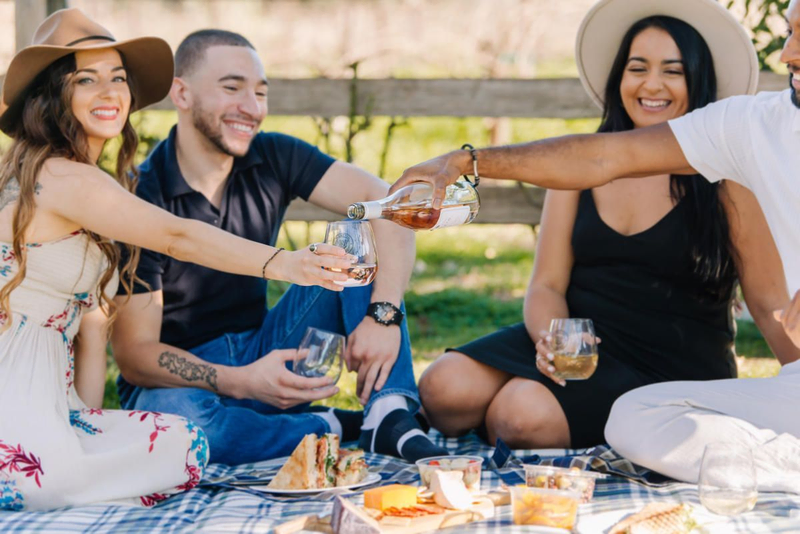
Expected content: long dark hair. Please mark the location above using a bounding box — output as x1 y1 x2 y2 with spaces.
0 53 142 331
598 16 737 300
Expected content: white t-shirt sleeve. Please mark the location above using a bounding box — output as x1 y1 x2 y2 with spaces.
668 96 752 187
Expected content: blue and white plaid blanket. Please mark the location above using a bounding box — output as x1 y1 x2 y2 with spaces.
1 431 798 533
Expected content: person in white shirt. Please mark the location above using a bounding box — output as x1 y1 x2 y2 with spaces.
393 0 800 492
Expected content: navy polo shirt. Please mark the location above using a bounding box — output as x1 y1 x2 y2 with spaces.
127 126 335 350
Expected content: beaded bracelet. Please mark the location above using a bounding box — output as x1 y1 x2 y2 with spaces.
261 247 285 279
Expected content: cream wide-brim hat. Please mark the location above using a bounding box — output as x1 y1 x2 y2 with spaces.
576 0 759 109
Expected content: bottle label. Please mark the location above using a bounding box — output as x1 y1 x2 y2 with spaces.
432 205 471 229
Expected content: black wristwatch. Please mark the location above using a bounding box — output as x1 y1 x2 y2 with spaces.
367 302 404 326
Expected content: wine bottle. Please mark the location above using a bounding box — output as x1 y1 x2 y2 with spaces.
347 180 480 230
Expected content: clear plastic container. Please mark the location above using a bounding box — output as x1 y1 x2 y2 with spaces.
523 464 606 503
510 485 581 529
415 455 483 492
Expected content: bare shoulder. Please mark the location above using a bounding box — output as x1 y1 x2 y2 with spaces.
40 157 110 184
37 158 116 202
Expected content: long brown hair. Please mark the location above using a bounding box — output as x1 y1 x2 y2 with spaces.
0 53 142 331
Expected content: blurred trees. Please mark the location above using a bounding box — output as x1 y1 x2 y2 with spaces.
731 0 791 70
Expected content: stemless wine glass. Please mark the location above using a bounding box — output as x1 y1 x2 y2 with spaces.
293 327 344 384
323 220 378 287
699 442 758 516
548 318 599 380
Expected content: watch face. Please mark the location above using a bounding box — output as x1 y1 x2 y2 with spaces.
375 303 396 322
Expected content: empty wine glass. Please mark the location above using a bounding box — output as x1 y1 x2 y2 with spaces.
293 327 344 384
548 318 599 380
323 220 378 287
699 442 758 515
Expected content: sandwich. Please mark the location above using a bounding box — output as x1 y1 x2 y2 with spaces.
269 433 359 490
267 433 318 489
335 448 369 486
609 503 694 534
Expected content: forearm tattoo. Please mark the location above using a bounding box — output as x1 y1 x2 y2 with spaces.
158 351 219 392
0 178 42 212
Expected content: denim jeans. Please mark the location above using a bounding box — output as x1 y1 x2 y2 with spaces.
117 284 418 465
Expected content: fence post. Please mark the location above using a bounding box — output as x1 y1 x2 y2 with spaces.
15 0 69 52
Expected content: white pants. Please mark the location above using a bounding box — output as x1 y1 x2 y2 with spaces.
605 360 800 494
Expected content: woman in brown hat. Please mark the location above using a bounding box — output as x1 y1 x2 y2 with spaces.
0 9 353 511
417 0 798 450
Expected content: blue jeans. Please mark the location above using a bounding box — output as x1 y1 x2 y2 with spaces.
117 284 418 465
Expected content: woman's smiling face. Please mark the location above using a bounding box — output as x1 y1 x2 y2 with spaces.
620 27 689 129
70 48 131 151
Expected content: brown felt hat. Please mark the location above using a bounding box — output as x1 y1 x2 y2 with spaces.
0 8 173 134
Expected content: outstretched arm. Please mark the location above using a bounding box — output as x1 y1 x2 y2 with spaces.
36 158 354 291
391 123 695 208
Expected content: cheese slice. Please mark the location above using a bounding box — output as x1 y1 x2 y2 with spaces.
430 470 472 510
363 484 418 511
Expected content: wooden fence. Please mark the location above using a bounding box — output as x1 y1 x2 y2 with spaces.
6 0 789 226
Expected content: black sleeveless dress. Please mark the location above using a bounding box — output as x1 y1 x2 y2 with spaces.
454 189 737 447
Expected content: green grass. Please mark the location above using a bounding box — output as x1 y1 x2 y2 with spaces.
104 224 780 410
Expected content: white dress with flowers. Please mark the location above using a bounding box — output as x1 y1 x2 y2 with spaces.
0 231 208 511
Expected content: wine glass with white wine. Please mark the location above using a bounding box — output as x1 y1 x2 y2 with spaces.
699 442 758 516
547 318 599 380
323 220 378 287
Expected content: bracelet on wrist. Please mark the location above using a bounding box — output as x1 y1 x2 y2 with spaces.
461 143 480 187
261 247 285 279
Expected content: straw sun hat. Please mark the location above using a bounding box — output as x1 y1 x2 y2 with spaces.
0 8 173 134
576 0 759 109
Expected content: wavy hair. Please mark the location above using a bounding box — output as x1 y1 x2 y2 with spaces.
0 53 142 332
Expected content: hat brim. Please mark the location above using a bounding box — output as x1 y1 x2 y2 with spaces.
0 36 172 133
576 0 759 109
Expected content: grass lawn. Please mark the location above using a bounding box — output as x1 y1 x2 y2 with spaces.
103 223 780 410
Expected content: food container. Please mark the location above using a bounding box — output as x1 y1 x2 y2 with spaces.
416 455 483 492
510 485 581 529
524 464 606 503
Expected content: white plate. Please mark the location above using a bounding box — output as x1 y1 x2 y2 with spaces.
247 472 382 495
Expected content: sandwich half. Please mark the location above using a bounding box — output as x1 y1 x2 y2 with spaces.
267 434 318 489
609 503 693 534
335 448 368 486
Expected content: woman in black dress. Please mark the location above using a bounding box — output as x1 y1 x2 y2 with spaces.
418 4 799 449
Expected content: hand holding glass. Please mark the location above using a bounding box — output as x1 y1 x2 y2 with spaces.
293 327 344 384
699 442 758 515
547 318 599 380
323 220 378 287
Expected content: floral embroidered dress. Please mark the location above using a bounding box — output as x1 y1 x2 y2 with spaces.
0 231 209 511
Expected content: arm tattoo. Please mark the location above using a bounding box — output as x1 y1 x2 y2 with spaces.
0 178 42 212
158 351 219 392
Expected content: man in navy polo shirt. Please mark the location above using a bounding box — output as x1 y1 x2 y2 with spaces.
111 30 447 464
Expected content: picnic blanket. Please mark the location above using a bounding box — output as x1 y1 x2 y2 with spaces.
1 431 798 533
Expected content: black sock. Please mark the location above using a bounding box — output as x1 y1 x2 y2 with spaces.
415 411 431 434
333 408 363 443
308 406 363 442
359 409 449 463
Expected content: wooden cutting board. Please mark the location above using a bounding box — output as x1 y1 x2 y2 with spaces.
373 497 494 533
275 492 508 534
